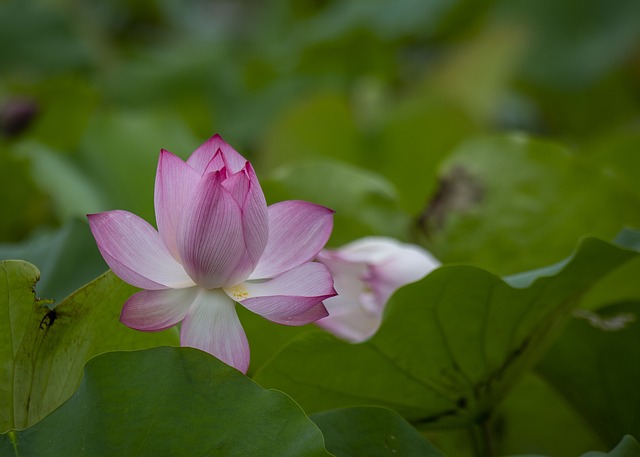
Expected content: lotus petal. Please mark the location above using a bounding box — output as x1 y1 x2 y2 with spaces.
187 134 246 175
154 149 200 261
181 288 250 373
88 210 194 290
236 262 334 325
177 171 247 288
250 201 333 279
121 287 198 331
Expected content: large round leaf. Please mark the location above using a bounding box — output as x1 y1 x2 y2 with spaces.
0 348 331 457
0 261 177 432
537 302 640 447
311 406 444 457
254 237 638 428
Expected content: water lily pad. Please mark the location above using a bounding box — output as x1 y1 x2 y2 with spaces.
0 348 331 457
0 260 177 432
254 237 638 428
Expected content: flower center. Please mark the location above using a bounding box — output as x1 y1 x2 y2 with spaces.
225 284 250 301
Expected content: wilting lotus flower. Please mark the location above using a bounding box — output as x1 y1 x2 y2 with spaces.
88 135 336 373
316 237 439 342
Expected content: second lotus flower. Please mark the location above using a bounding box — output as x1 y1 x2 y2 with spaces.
316 237 440 342
88 135 336 373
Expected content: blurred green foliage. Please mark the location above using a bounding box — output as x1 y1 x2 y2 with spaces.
1 0 639 272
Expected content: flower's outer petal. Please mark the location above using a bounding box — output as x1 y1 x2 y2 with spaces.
233 262 335 325
365 242 440 309
154 149 201 261
88 210 195 290
316 249 367 300
187 134 247 175
316 296 382 343
250 201 334 279
315 237 440 342
121 287 198 331
318 237 440 312
177 171 247 288
181 289 250 373
318 236 405 264
315 252 381 341
281 302 329 325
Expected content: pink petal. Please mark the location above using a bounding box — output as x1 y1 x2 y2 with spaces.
154 149 200 261
121 287 197 331
318 237 440 312
321 236 436 266
317 237 398 263
187 134 247 175
180 289 250 373
250 201 334 279
177 171 248 288
316 250 368 303
365 244 440 310
222 167 250 205
234 262 335 325
223 163 269 266
316 297 382 342
203 149 225 174
281 302 329 325
88 210 195 290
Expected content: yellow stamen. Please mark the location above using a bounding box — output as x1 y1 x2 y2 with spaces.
227 284 250 300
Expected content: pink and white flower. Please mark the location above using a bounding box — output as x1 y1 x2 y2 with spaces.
88 134 336 373
316 237 439 342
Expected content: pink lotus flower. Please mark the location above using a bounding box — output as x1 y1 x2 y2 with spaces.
316 237 439 342
88 135 336 373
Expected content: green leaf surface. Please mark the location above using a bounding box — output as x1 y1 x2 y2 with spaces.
236 304 314 375
537 302 640 446
254 237 638 428
578 258 640 312
311 406 444 457
262 159 409 246
510 435 640 457
575 229 640 311
0 348 332 457
0 261 177 432
0 219 106 303
490 373 606 456
422 134 640 275
0 261 43 433
582 436 640 457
